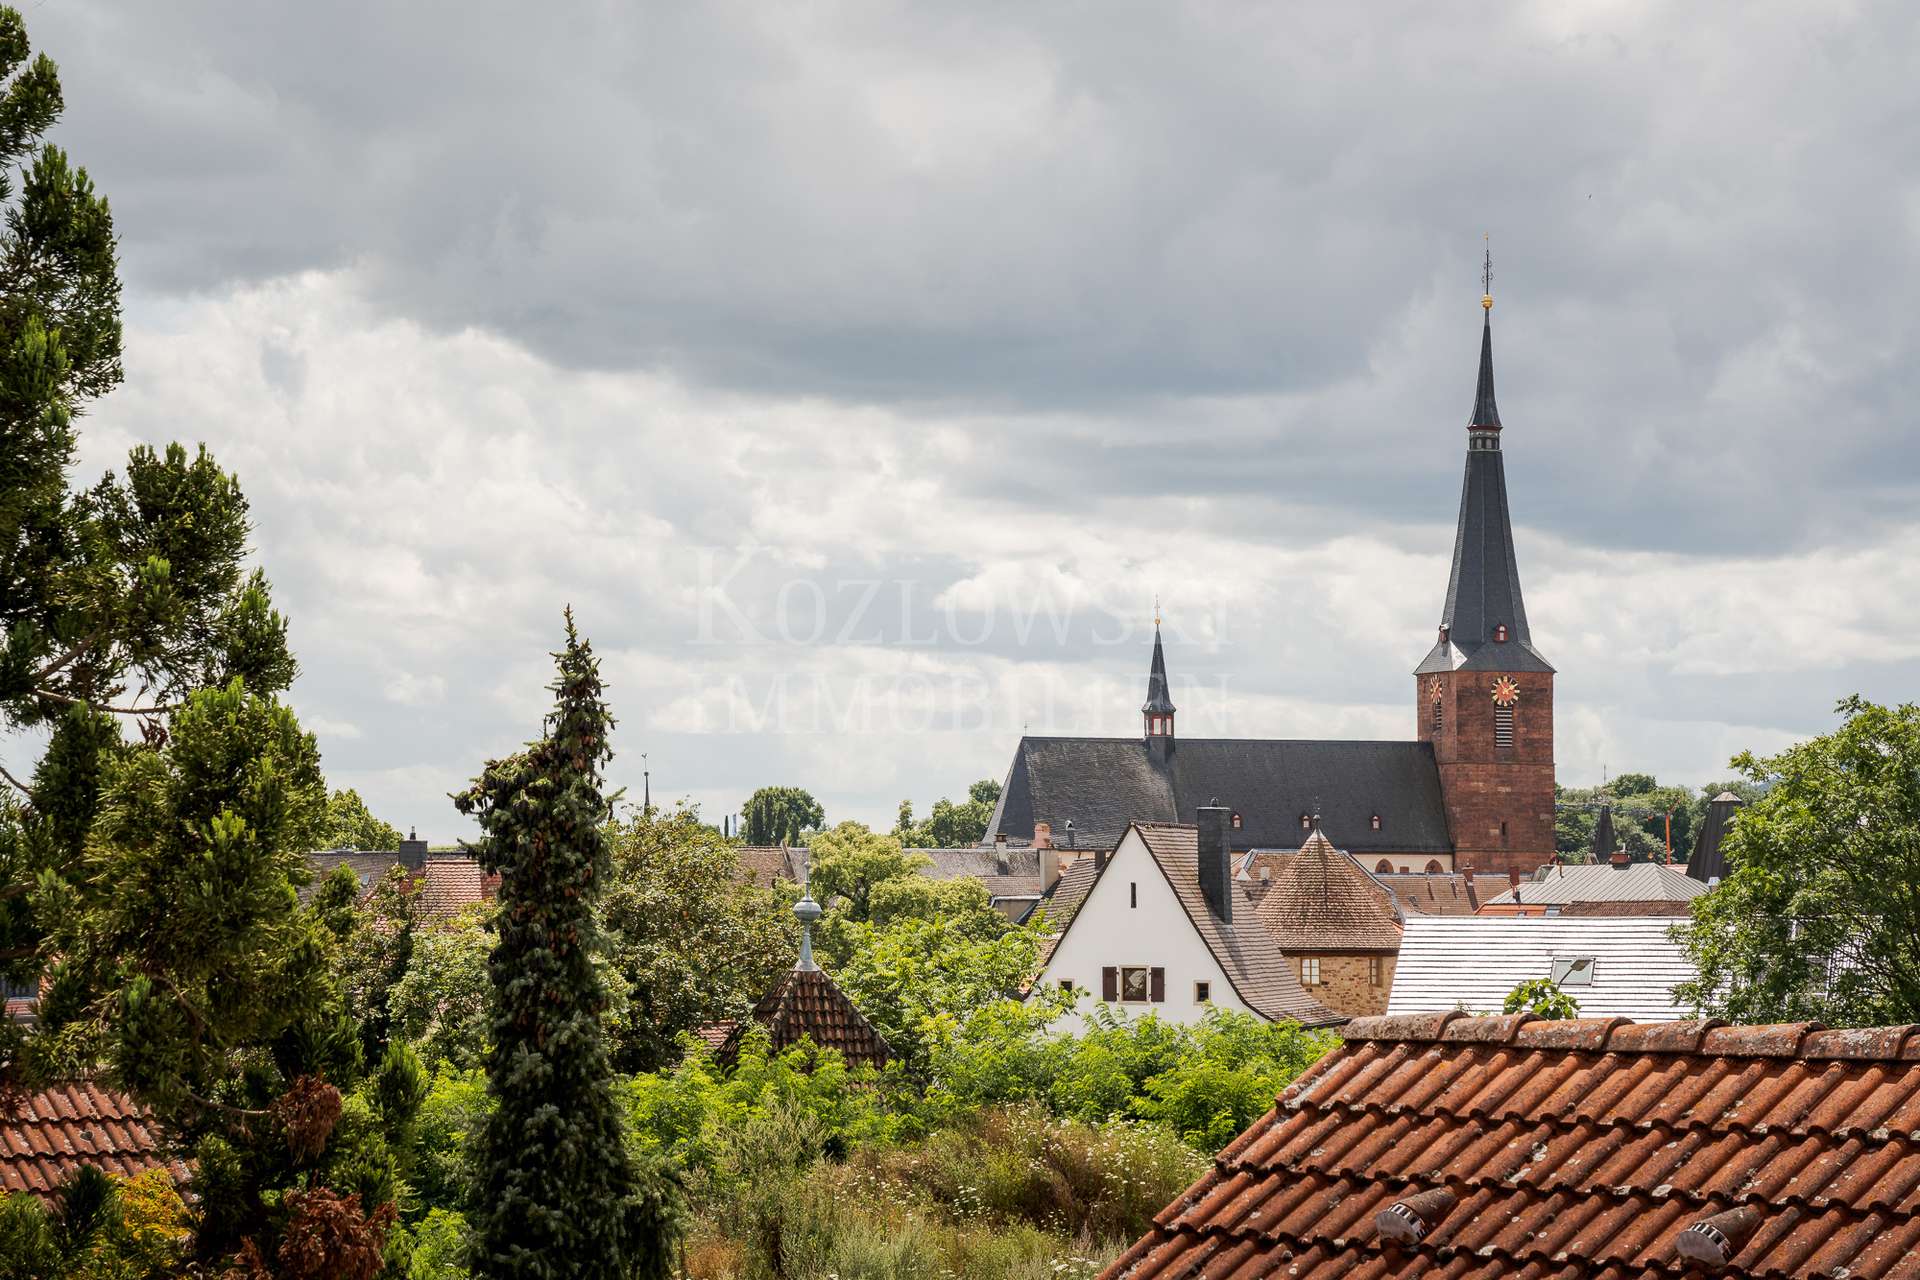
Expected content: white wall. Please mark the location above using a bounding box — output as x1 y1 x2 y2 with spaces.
1036 828 1247 1033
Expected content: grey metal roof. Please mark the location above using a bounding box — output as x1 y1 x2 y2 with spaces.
987 736 1453 855
1387 915 1696 1021
1480 860 1706 907
916 847 1046 899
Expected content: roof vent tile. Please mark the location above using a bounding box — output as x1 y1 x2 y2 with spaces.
1374 1187 1458 1245
1674 1205 1762 1268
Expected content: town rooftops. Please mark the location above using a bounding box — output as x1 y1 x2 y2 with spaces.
1101 1013 1920 1279
735 845 806 890
1387 915 1695 1022
1039 856 1100 931
1374 870 1509 916
988 736 1453 855
1254 828 1401 953
1 1083 185 1198
1127 824 1345 1028
1479 859 1707 908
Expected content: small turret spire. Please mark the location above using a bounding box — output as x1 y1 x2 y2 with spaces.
1142 610 1175 746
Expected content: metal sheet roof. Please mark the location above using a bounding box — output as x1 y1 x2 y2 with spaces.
1482 861 1705 906
1387 916 1695 1022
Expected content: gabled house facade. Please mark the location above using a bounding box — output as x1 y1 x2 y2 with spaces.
1031 811 1343 1033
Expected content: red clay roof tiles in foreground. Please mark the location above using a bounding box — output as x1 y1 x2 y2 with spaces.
0 1082 184 1197
1101 1013 1920 1279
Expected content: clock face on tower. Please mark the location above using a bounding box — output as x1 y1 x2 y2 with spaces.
1425 677 1445 702
1490 676 1521 706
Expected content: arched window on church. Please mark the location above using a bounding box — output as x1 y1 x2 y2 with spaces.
1425 859 1443 873
1494 624 1509 642
1375 859 1393 874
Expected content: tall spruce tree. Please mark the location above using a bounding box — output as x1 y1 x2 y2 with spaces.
456 614 680 1280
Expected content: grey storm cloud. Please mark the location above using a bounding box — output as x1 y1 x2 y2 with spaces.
13 1 1920 832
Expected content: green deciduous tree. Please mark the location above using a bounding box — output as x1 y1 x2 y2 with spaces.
455 615 681 1279
894 779 1001 848
739 785 823 846
600 804 794 1074
324 787 402 852
1675 697 1920 1027
805 821 926 924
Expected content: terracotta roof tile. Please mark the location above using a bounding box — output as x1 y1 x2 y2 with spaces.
0 1083 184 1197
1102 1014 1920 1279
720 967 890 1070
413 854 496 917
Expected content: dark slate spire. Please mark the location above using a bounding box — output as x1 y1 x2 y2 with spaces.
1415 272 1553 677
1142 620 1176 716
1470 311 1501 428
1687 791 1744 884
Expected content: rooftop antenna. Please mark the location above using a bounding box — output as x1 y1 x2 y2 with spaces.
793 891 823 972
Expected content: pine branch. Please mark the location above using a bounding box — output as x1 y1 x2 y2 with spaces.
0 762 31 799
29 687 182 716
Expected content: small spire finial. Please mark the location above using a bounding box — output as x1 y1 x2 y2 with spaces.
1154 594 1161 628
1481 235 1494 311
794 892 823 971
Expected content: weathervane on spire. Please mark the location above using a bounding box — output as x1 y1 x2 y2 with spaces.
1154 594 1161 628
1482 235 1494 311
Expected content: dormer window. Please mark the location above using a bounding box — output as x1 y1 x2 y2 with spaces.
1371 814 1382 831
1494 624 1509 642
1300 813 1311 831
1231 812 1243 830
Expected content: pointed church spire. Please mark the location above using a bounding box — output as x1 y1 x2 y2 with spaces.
1416 258 1553 676
1143 610 1175 745
1471 245 1501 429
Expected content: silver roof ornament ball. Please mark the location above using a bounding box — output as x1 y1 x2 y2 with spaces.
794 893 823 971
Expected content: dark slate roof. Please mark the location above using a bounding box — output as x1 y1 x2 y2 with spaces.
719 967 890 1070
988 737 1452 856
1590 804 1616 860
1132 824 1345 1028
1 1082 186 1197
917 847 1046 900
1142 624 1176 714
1687 791 1745 884
1414 308 1553 677
1255 829 1403 953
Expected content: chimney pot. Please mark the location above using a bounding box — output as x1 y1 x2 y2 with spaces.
994 831 1007 847
1034 821 1053 851
1610 849 1631 869
1675 1205 1762 1268
1375 1187 1457 1245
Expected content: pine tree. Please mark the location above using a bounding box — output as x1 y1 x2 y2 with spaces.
457 613 681 1280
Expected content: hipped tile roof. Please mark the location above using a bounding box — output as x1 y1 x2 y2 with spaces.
1375 871 1509 916
1 1083 184 1197
1103 1013 1920 1279
719 968 890 1070
1255 829 1402 953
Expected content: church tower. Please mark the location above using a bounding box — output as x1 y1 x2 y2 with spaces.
1415 258 1556 877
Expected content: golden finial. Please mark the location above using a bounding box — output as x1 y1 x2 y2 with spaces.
1154 595 1161 628
1482 235 1494 311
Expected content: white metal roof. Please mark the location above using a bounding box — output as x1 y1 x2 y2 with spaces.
1386 915 1697 1022
1479 861 1706 907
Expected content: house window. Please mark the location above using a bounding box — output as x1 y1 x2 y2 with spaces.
1369 957 1383 986
1494 704 1514 749
1550 956 1597 987
1060 979 1075 993
1194 981 1211 1004
1371 814 1382 831
1121 966 1155 1002
1494 624 1509 642
1130 882 1138 908
1301 957 1322 985
1375 859 1393 873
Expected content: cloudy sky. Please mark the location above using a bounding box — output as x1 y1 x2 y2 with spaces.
20 2 1920 837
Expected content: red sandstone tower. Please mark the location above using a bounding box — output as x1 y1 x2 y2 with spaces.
1414 262 1556 878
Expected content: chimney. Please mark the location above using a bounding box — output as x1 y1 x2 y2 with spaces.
1375 1187 1457 1245
398 827 428 871
1065 819 1076 850
1610 849 1632 869
1041 845 1060 894
1196 801 1232 924
1674 1206 1761 1268
994 844 1011 875
1033 821 1053 851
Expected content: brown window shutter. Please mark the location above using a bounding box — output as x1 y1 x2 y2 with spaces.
1102 967 1118 1001
1150 967 1166 1002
